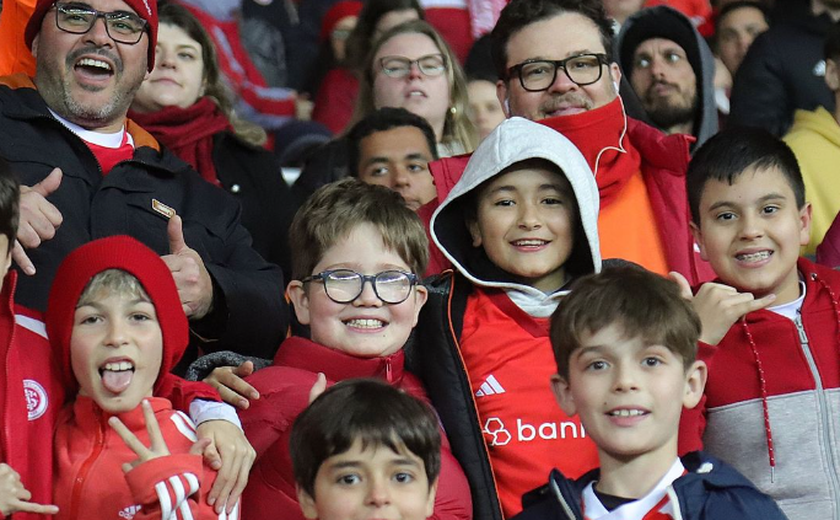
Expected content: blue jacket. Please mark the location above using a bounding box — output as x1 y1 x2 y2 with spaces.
513 452 788 520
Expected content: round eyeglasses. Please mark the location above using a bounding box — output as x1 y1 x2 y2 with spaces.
378 54 447 79
301 269 420 304
507 53 610 92
53 2 148 45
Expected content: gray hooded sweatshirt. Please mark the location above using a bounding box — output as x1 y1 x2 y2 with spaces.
430 117 602 318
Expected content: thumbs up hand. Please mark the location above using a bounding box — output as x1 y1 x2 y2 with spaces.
161 215 214 319
14 167 64 275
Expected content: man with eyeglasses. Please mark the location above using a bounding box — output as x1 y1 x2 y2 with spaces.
422 0 714 287
615 6 718 149
0 0 285 512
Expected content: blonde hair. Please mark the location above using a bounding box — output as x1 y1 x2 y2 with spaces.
77 269 150 308
351 20 477 154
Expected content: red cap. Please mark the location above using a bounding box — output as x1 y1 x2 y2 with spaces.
320 1 362 43
46 236 188 394
25 0 159 71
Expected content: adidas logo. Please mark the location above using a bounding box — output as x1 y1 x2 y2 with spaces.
476 375 506 397
119 505 142 519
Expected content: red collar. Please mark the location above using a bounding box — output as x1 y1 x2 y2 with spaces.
273 336 406 384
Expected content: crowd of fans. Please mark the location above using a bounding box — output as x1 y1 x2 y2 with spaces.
0 0 839 518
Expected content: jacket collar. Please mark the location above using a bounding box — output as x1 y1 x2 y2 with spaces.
272 336 406 385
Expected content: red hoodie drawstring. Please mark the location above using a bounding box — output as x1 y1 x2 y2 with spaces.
741 319 776 483
741 271 840 485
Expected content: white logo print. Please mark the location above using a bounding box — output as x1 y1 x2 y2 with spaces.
119 505 142 519
483 417 512 446
24 379 48 421
475 375 506 397
814 60 826 77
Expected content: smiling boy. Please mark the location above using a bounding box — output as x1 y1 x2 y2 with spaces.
412 116 602 518
514 265 787 520
46 236 236 519
677 127 840 520
237 179 471 520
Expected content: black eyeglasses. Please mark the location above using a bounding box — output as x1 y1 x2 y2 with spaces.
301 269 420 304
507 53 609 92
53 2 148 45
378 54 447 78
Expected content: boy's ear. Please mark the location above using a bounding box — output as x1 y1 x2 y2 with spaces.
296 485 319 520
287 280 312 326
799 202 813 248
425 477 439 518
689 221 708 262
410 284 429 328
682 360 708 410
550 374 577 417
467 219 483 248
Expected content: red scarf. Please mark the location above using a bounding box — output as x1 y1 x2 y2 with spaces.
539 97 641 209
129 98 231 186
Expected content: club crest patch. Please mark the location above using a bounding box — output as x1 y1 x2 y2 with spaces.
24 379 48 421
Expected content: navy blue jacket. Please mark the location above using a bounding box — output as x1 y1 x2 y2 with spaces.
513 452 788 520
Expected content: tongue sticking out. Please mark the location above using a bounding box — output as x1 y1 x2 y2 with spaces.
101 370 133 394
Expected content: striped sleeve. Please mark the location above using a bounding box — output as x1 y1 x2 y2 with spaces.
126 453 205 520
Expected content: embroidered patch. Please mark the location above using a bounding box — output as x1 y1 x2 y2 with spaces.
151 199 175 219
24 379 48 421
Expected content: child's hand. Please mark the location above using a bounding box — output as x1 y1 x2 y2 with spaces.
195 419 255 514
308 372 327 405
0 463 58 516
670 272 776 345
110 400 175 473
203 361 260 409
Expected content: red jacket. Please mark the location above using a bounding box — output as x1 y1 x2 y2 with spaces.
0 271 62 520
682 258 840 520
239 336 473 520
420 110 715 285
54 396 229 520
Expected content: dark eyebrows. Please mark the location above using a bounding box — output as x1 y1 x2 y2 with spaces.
707 192 788 212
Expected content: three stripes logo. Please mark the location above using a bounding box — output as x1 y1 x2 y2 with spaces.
475 375 506 397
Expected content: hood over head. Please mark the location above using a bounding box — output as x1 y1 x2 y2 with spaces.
46 235 188 394
615 6 718 149
431 117 601 297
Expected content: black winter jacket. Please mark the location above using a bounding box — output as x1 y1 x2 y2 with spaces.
729 6 834 136
0 74 287 366
513 452 790 520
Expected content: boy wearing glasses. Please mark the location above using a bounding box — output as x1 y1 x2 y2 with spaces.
237 179 472 520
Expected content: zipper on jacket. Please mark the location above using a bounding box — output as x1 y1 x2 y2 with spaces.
385 357 393 383
445 275 505 520
549 478 578 520
793 313 840 518
68 407 107 520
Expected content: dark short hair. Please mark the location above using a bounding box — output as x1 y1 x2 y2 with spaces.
0 158 19 247
686 127 805 225
491 0 614 81
346 107 439 177
716 1 770 41
290 378 442 498
550 264 701 380
289 178 429 279
826 20 840 61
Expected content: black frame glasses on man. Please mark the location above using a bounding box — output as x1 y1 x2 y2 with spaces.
301 269 420 304
507 53 610 92
53 2 148 45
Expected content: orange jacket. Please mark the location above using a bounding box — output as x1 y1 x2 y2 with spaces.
0 0 36 77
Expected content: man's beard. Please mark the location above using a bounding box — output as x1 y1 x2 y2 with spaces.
642 82 697 131
35 45 143 128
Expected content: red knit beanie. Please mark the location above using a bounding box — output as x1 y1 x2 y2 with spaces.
320 1 362 43
46 236 188 394
25 0 159 71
